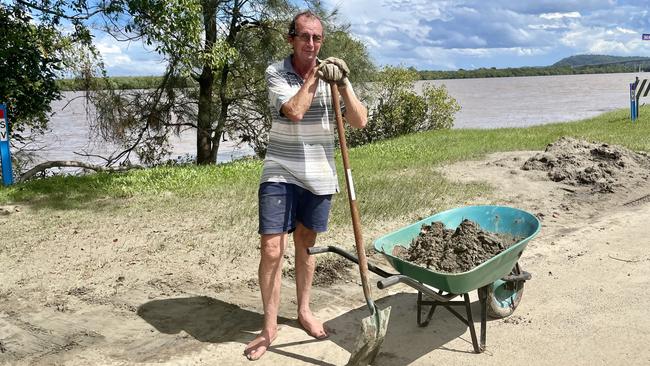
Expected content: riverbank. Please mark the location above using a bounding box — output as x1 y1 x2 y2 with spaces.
1 108 649 365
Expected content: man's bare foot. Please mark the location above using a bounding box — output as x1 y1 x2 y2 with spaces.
298 311 329 340
244 330 277 361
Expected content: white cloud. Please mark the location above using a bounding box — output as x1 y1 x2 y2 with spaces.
95 35 166 76
540 12 581 20
616 27 637 35
96 1 650 73
96 42 123 56
588 39 630 54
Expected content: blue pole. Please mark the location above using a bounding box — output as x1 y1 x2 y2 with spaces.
630 83 636 121
0 104 14 185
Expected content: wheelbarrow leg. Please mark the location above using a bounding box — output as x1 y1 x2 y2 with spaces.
462 287 490 353
463 293 482 353
478 285 488 351
417 291 438 327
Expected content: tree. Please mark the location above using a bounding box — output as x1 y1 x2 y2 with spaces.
0 4 65 147
89 0 291 165
87 0 376 165
1 1 108 176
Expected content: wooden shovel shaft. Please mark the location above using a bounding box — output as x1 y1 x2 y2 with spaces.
329 82 374 306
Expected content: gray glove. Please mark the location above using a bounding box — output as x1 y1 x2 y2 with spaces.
323 57 349 76
317 57 349 87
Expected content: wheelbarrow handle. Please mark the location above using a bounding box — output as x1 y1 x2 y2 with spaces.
378 275 458 302
377 276 401 289
307 247 330 255
502 271 532 282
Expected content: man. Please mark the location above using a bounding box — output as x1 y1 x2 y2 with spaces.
244 10 368 361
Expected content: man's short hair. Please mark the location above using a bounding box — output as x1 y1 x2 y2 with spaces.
288 10 323 36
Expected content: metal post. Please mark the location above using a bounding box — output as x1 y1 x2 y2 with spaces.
0 104 14 185
630 82 637 121
635 77 643 120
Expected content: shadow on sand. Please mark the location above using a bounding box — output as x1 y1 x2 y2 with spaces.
137 296 334 365
323 291 485 365
138 291 487 365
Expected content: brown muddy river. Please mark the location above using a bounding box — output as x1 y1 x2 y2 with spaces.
37 72 646 166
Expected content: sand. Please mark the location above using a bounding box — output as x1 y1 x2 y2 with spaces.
1 139 649 365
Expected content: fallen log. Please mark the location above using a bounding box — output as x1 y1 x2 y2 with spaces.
18 160 143 183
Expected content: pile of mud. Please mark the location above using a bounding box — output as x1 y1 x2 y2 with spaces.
393 219 521 273
284 257 353 286
522 137 650 193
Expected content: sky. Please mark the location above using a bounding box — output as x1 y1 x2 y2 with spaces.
97 0 650 76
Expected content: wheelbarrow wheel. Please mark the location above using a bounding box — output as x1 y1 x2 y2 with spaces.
487 263 525 319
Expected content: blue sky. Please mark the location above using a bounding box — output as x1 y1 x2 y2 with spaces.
98 0 650 76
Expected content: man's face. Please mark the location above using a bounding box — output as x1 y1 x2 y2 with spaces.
289 16 323 64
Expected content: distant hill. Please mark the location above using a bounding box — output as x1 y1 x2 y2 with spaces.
553 54 650 67
418 54 650 80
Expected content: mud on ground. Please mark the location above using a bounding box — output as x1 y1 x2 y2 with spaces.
522 136 650 193
1 137 649 365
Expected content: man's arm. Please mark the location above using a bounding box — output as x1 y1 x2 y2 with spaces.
317 58 368 129
280 66 319 122
339 83 368 129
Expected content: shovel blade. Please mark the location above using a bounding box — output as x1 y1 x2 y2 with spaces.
346 306 391 366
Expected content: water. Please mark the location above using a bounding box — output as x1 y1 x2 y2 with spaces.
416 72 646 129
36 72 646 164
38 92 253 165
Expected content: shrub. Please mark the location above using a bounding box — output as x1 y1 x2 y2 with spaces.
346 66 460 147
420 83 460 131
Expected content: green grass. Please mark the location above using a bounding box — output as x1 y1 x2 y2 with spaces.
0 158 261 209
1 107 649 227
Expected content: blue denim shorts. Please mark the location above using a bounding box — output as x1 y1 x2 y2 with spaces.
258 182 332 235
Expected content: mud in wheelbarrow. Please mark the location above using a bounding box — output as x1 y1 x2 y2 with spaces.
309 205 541 353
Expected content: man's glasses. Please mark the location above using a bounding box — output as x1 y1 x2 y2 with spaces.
293 32 323 44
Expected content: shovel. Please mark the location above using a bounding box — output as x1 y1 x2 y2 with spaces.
329 82 391 366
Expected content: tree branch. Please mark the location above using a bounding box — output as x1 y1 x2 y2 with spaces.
16 0 105 21
19 160 143 183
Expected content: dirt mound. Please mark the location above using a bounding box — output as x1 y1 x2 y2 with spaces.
522 137 650 193
393 219 521 273
284 257 353 286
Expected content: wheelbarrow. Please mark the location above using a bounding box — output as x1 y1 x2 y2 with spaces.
309 205 541 353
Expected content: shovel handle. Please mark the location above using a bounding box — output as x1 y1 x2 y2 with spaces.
330 82 375 311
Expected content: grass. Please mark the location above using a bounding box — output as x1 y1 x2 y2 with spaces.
1 106 649 234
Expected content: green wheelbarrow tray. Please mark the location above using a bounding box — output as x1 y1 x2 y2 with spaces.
308 205 541 355
373 205 541 295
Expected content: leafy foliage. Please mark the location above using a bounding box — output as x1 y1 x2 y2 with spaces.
85 0 297 164
346 66 460 147
0 5 67 143
1 1 105 175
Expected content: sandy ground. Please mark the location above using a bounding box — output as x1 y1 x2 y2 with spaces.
1 149 649 365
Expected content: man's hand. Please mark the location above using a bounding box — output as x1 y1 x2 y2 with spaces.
317 57 349 87
323 57 349 76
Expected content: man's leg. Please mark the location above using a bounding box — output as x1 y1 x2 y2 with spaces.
244 232 287 360
293 223 328 339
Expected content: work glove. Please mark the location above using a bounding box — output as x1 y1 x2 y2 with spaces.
317 57 349 87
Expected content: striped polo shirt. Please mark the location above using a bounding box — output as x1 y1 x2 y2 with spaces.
260 56 349 195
